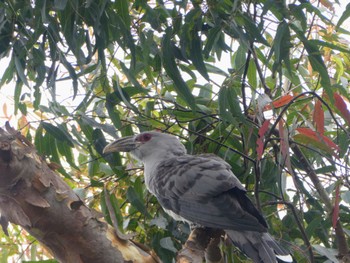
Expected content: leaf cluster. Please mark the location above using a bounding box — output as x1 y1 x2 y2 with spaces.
1 0 350 262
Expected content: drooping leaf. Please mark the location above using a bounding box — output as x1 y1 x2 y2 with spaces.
162 28 196 109
160 237 178 253
313 99 325 134
247 59 257 88
0 56 15 88
333 93 350 126
54 0 68 10
336 3 350 30
272 21 292 76
42 122 74 147
237 13 269 46
114 0 130 28
291 24 332 99
256 119 271 161
309 39 350 54
57 140 79 170
218 84 243 125
126 186 149 217
272 94 294 109
312 245 339 263
203 26 222 58
58 52 78 99
14 55 29 87
289 4 307 32
189 31 210 80
119 62 144 90
296 127 340 153
233 45 247 76
14 80 23 115
341 191 350 205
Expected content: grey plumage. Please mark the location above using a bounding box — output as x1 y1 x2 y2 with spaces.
103 131 292 263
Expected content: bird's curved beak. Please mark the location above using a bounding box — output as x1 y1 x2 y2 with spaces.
103 136 138 154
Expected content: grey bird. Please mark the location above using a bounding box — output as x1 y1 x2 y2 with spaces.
103 131 292 263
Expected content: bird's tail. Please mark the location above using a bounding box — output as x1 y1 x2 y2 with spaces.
225 230 293 263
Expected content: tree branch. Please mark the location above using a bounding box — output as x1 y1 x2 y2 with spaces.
0 124 159 263
291 144 349 259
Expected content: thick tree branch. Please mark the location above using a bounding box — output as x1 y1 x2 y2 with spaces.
176 228 224 263
0 125 159 263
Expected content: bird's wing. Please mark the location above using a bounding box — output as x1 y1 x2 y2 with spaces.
152 155 268 232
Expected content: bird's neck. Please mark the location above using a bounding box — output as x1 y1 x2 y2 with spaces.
142 150 180 194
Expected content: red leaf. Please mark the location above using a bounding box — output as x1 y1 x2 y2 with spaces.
256 119 271 160
313 100 324 134
334 93 350 126
296 127 340 152
278 120 287 159
264 95 295 111
272 94 294 108
333 183 340 229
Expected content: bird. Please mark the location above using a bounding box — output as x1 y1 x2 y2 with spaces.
103 131 293 263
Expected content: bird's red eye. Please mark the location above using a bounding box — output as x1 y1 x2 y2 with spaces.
136 133 152 143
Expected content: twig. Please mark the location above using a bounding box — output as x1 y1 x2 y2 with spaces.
291 144 349 257
265 200 314 262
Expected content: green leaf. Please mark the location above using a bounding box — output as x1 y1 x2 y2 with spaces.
289 4 307 32
341 191 350 205
312 245 339 262
0 56 15 88
247 59 257 88
218 84 243 124
205 63 229 77
233 45 247 76
42 122 74 147
105 97 122 129
189 31 209 80
150 215 168 229
160 237 178 253
58 52 78 99
114 0 130 28
126 186 149 217
203 26 222 58
14 80 23 115
57 141 79 170
305 216 322 237
336 3 350 30
272 21 292 75
14 55 29 87
111 14 136 68
112 79 139 113
309 39 350 54
34 125 45 155
239 13 269 46
291 24 332 100
119 62 144 90
54 0 68 10
314 166 336 174
162 28 196 109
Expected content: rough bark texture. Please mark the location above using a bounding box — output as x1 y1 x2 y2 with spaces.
0 125 159 263
176 228 224 263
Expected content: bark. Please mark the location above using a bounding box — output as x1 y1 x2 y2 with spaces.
176 228 224 263
0 124 159 263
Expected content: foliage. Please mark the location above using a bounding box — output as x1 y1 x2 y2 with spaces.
1 0 350 262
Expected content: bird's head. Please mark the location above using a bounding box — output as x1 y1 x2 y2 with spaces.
103 131 186 162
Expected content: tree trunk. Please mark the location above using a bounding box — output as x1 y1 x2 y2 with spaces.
0 124 159 263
